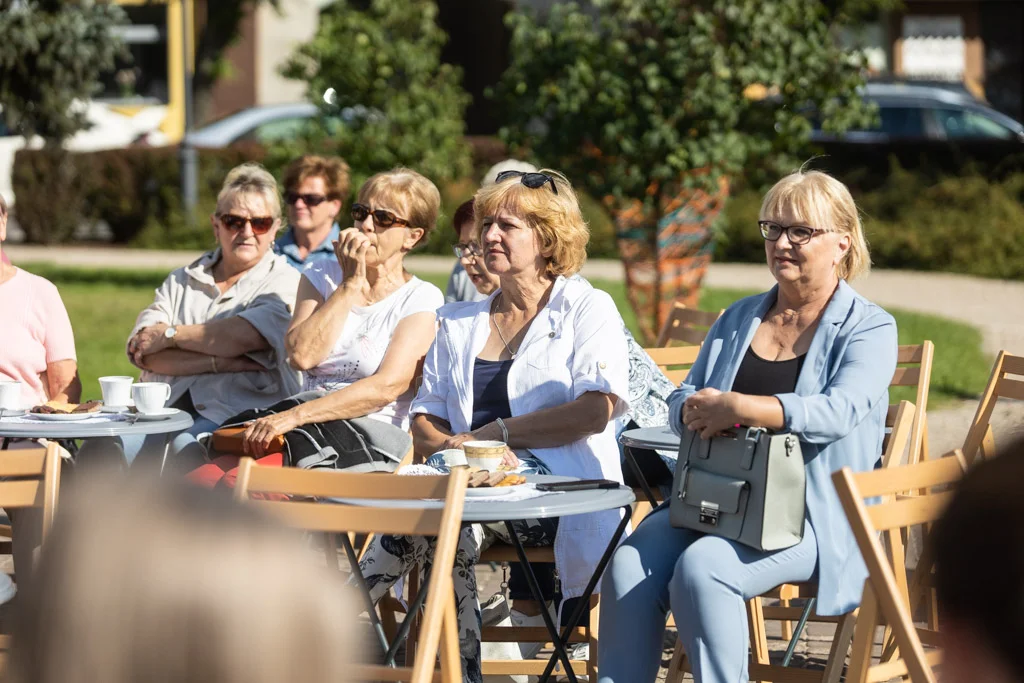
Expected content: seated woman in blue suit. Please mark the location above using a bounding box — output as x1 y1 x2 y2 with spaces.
598 169 898 683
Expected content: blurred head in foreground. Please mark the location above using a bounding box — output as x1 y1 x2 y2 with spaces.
7 481 355 683
935 436 1024 683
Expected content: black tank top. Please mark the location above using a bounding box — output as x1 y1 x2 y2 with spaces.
731 346 806 397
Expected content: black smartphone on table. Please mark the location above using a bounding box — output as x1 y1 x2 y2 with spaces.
535 479 620 492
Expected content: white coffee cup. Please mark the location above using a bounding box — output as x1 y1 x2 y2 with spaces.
132 382 171 414
0 380 23 411
99 376 134 408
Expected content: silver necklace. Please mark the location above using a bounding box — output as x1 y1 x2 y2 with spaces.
492 295 518 359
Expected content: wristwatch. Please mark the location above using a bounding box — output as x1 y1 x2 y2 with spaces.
164 326 179 347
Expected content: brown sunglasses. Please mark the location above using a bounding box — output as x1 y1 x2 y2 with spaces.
218 214 275 235
351 203 415 229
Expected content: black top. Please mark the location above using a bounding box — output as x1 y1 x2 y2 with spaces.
471 358 514 431
731 346 806 397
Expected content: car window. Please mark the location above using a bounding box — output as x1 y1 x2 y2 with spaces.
875 107 927 137
239 117 311 144
933 108 1015 139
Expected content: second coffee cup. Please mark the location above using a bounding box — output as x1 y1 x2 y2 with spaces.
132 382 171 414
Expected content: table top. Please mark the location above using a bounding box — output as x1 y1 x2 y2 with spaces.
333 475 635 523
0 410 194 439
619 425 681 452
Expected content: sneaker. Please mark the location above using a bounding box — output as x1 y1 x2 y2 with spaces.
510 607 552 660
555 642 590 681
565 643 589 661
0 573 15 606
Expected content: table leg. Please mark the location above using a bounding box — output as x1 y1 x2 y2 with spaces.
537 504 633 683
158 434 172 476
503 520 579 683
623 445 660 507
340 532 394 660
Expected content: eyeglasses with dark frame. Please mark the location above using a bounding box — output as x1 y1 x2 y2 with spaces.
351 203 416 229
218 214 276 235
758 221 826 246
494 170 559 195
453 242 483 259
285 191 329 207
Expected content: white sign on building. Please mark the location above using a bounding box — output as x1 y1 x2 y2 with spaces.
902 16 966 81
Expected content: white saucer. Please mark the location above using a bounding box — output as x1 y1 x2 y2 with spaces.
0 408 28 418
465 483 529 497
100 405 130 414
135 408 179 421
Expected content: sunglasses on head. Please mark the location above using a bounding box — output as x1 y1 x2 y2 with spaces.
351 203 415 229
218 214 276 235
494 170 559 195
284 191 329 207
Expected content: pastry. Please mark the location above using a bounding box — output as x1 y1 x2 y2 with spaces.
72 400 103 414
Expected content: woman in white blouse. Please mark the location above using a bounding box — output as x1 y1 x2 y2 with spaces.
358 169 630 682
240 168 444 455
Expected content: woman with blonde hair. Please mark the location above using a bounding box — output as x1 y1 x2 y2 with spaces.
598 170 897 683
238 167 444 465
5 480 355 683
358 169 630 681
79 163 301 468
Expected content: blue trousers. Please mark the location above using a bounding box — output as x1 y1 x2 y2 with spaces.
77 415 218 469
597 508 818 683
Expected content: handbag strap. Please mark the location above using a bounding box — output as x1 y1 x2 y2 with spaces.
740 427 765 471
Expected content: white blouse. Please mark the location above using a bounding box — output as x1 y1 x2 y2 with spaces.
411 274 631 600
302 260 444 429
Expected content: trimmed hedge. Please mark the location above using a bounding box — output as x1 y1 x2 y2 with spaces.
10 138 619 259
716 162 1024 280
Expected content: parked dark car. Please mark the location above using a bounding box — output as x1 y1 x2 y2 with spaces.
806 82 1024 182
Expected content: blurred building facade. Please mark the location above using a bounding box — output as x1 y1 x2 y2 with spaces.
102 0 1024 139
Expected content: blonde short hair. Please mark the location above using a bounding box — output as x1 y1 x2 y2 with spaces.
759 169 871 280
473 169 589 278
217 162 281 218
7 481 355 683
358 167 441 246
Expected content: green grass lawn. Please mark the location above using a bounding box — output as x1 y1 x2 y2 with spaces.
21 263 990 409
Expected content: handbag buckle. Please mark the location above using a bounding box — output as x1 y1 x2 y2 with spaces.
699 502 720 526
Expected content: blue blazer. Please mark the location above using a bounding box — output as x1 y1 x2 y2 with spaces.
667 280 897 616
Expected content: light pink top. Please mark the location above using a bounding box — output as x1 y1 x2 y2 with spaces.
0 268 77 406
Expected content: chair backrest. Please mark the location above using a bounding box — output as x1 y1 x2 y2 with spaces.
0 443 62 545
655 303 722 348
881 400 916 469
890 342 934 465
234 460 469 683
832 450 968 683
643 345 702 385
962 351 1024 465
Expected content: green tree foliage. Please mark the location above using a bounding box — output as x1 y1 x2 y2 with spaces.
0 0 127 144
493 0 883 204
279 0 472 185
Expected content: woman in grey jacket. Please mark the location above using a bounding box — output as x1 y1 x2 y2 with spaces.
598 170 898 683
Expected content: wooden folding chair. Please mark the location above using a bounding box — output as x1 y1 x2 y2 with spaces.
0 442 62 654
961 350 1024 465
655 303 723 348
665 402 918 683
233 458 470 683
890 342 935 466
832 450 969 683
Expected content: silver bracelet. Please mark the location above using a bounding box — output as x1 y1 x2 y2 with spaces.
495 417 510 444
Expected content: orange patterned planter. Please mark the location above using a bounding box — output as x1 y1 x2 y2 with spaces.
614 176 729 343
